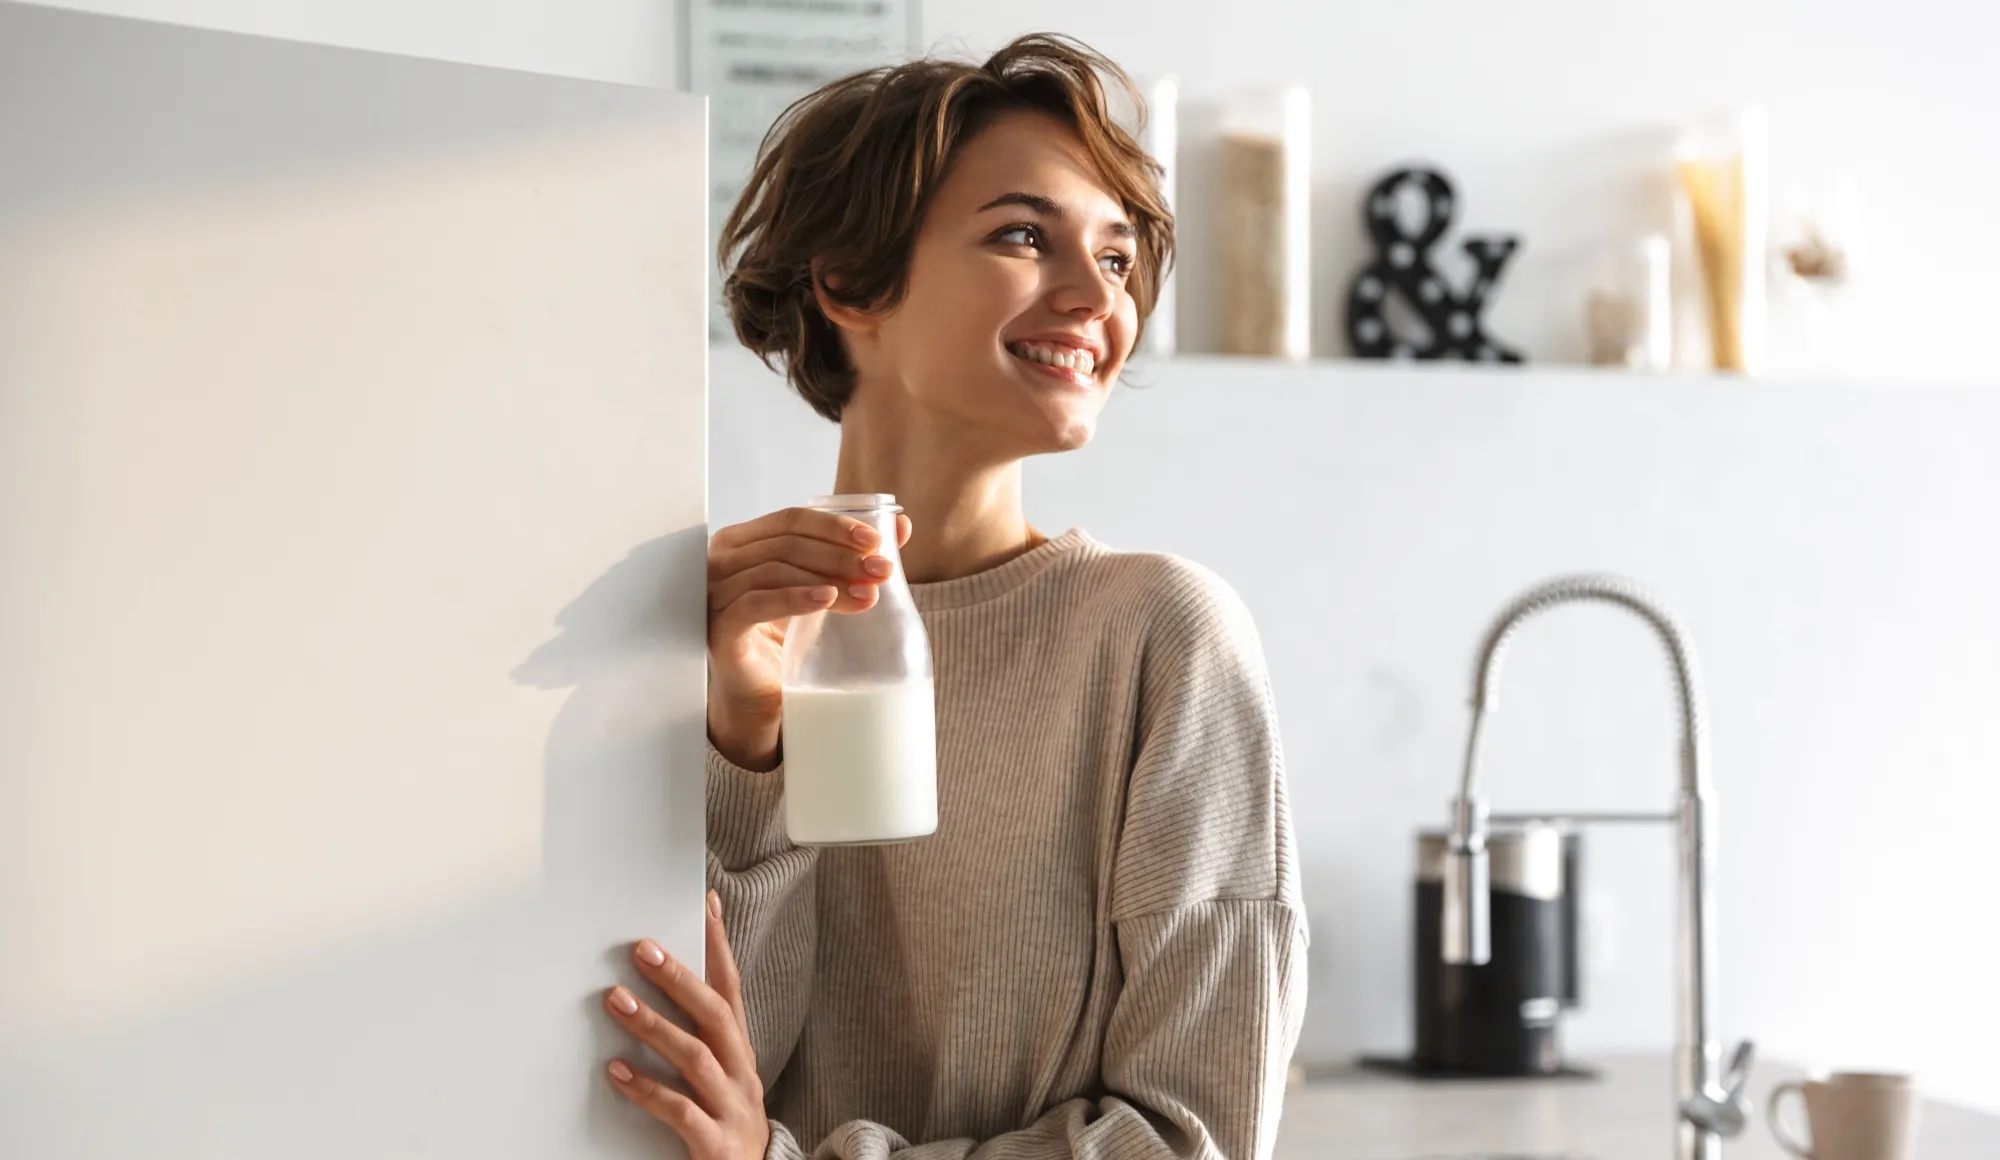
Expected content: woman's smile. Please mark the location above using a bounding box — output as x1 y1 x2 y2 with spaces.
1005 338 1103 389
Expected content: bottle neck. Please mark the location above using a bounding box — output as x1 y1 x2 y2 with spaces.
858 508 916 607
857 507 902 562
809 495 908 591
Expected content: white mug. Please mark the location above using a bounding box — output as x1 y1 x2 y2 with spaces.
1770 1071 1921 1160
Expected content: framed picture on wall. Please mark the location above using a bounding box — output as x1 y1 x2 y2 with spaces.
684 0 921 340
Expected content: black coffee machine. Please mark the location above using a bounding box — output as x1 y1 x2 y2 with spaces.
1408 823 1584 1076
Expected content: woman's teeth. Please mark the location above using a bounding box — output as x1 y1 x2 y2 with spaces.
1009 342 1096 377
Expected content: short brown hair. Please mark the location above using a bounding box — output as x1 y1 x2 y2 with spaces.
718 34 1174 422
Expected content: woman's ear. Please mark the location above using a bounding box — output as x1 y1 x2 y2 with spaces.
811 260 881 340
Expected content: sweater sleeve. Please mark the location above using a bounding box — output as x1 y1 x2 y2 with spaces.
706 745 819 1094
761 559 1310 1160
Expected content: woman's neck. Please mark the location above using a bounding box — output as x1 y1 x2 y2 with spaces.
833 401 1044 584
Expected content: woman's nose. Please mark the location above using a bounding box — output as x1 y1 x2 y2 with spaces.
1050 253 1117 319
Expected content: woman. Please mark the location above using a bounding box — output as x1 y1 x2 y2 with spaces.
599 34 1307 1160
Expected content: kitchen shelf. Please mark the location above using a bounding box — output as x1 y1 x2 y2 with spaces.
705 341 1993 392
1117 354 1991 392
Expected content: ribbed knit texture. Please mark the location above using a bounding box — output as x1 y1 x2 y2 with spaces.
707 529 1308 1160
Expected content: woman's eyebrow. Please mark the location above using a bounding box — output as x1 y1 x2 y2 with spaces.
976 191 1134 238
978 191 1060 216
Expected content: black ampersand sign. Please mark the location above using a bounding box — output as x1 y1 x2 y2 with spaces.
1344 167 1524 363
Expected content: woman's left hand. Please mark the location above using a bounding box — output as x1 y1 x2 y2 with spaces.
605 890 771 1160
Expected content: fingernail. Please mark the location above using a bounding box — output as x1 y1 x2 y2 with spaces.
862 557 892 578
850 525 878 546
707 890 722 919
636 941 665 966
609 1060 634 1083
808 585 838 603
609 986 638 1015
848 583 873 600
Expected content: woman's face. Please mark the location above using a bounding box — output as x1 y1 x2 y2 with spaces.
839 110 1141 457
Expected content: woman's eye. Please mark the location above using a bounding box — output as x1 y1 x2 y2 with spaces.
994 224 1041 248
1099 252 1135 277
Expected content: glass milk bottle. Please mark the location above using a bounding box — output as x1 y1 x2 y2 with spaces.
779 494 937 845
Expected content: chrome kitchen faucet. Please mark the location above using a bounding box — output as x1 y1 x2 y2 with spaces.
1438 574 1756 1160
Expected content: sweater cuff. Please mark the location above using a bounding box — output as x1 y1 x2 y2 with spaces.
765 1118 806 1160
706 744 795 871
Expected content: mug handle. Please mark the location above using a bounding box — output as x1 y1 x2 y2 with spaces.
1769 1080 1814 1158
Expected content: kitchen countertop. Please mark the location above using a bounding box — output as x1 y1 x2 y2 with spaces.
1275 1055 1997 1160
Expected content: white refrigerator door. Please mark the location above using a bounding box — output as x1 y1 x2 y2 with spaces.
0 4 709 1157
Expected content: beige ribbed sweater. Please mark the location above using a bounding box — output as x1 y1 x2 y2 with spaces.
706 528 1308 1160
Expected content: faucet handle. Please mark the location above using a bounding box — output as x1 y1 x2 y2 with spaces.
1720 1039 1757 1097
1441 795 1491 965
1681 1039 1757 1138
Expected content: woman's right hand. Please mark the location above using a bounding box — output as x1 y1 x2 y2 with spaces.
705 506 912 770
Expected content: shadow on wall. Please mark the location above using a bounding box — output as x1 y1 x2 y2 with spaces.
515 523 712 1159
0 530 707 1160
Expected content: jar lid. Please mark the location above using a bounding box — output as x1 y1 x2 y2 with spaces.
809 493 900 513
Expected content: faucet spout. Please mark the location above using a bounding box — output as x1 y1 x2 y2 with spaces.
1441 573 1745 1160
1458 572 1711 801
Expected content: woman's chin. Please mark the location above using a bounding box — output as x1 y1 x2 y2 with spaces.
987 409 1097 458
1045 415 1098 452
959 369 1107 456
1019 392 1103 453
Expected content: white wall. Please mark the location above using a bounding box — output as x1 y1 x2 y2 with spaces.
710 350 2000 1113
